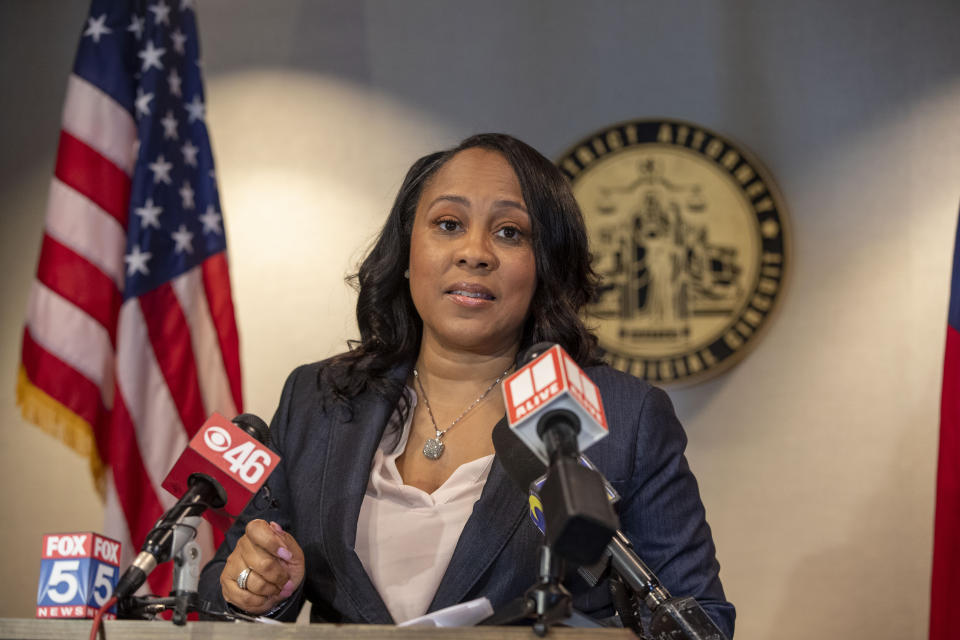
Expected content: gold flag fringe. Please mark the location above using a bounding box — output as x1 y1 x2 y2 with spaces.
16 366 106 500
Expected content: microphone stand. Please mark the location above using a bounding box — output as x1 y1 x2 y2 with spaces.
120 532 252 624
118 516 207 625
481 544 592 637
481 410 617 635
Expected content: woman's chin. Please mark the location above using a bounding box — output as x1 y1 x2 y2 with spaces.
426 325 522 356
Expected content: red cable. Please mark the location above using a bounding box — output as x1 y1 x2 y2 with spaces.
89 596 117 640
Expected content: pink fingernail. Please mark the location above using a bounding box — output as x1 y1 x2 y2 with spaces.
269 521 284 535
276 546 293 561
279 580 295 599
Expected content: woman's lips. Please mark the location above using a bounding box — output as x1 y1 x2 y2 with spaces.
445 283 496 306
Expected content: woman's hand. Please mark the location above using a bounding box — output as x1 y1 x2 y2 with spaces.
220 519 305 614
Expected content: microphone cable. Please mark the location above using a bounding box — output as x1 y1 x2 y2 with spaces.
89 595 117 640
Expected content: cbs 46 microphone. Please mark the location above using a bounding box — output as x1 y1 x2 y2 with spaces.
502 343 619 566
113 413 279 601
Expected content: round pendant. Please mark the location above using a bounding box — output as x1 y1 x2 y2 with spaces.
422 438 445 460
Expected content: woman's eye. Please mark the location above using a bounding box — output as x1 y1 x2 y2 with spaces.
436 219 460 232
496 226 522 241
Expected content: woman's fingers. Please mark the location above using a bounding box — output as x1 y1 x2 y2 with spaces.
237 566 281 598
221 563 271 612
268 521 305 561
237 533 288 589
220 519 302 613
266 521 306 588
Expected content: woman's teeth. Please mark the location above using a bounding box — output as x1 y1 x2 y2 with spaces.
450 290 493 300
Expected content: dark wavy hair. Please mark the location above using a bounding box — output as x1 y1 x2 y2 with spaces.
319 133 601 408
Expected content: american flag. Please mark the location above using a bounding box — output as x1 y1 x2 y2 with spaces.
17 0 242 596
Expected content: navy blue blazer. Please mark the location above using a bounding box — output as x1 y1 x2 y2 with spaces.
198 359 735 636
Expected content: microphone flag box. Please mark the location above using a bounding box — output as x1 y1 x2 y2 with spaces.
36 532 121 619
502 344 609 464
162 412 281 532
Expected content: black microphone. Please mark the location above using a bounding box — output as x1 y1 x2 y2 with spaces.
114 414 271 601
493 418 626 580
492 419 729 640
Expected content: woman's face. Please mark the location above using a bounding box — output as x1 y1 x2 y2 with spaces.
408 148 537 357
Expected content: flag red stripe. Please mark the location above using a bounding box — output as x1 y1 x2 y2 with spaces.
54 131 130 228
202 253 243 412
931 324 960 639
138 284 208 437
35 234 120 345
21 327 107 444
106 391 171 596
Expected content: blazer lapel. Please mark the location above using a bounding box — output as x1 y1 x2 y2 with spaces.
427 454 529 611
318 368 408 623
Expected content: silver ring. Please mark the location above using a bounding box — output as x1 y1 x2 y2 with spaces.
236 567 252 591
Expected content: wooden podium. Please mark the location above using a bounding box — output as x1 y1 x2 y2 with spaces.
0 619 636 639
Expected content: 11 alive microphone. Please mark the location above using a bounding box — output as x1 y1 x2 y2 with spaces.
113 412 280 601
502 343 618 565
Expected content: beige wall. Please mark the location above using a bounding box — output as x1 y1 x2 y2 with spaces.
3 1 959 638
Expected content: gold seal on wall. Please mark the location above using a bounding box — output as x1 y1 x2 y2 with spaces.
558 119 789 385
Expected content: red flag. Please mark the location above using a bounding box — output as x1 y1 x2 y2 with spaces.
17 0 242 597
930 211 960 639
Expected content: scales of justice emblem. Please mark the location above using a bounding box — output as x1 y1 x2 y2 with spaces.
558 119 789 385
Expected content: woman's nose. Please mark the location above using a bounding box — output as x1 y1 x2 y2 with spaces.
455 229 498 270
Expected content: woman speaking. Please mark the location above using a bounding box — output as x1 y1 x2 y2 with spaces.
198 133 735 636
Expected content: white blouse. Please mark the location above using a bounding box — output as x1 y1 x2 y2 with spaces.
354 389 494 623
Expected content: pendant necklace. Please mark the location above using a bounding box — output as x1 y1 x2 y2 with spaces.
413 365 512 460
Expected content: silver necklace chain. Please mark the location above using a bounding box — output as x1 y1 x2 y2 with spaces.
413 365 512 460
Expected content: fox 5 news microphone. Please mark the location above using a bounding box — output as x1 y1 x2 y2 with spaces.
113 413 279 601
36 533 121 619
502 343 618 565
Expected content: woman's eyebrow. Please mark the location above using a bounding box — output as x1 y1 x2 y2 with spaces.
427 194 470 209
426 195 527 212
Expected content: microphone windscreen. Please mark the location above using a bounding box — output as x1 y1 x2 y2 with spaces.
232 413 270 445
517 342 557 367
492 417 546 491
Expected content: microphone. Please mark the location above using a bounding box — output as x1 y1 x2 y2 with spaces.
501 344 618 565
493 412 729 639
36 532 121 619
114 413 279 601
493 419 627 581
490 419 621 512
161 412 275 532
